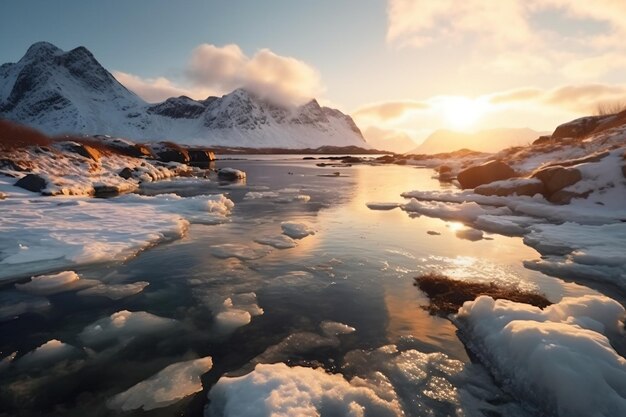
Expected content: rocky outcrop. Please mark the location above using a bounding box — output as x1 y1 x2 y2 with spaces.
457 161 516 189
118 167 133 179
152 143 190 164
15 174 47 192
63 142 101 161
188 149 216 168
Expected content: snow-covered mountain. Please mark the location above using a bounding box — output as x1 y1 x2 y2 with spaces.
0 42 367 149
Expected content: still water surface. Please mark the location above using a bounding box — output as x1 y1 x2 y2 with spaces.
0 157 595 416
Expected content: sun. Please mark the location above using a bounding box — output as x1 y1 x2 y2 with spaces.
440 97 488 130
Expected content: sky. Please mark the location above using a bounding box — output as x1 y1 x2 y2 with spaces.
2 0 626 147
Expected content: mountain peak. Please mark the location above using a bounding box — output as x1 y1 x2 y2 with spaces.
22 42 63 61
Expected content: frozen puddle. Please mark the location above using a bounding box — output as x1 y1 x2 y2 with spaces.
108 356 213 411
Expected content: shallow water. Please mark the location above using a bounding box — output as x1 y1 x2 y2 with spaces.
0 158 600 416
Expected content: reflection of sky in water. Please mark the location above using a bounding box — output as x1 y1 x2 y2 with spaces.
0 158 600 416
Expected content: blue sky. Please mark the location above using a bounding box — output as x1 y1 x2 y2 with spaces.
2 0 626 144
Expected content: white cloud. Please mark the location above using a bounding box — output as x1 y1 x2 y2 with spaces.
115 44 323 105
353 100 429 122
113 71 213 103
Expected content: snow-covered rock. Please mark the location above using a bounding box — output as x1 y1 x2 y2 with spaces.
0 42 367 149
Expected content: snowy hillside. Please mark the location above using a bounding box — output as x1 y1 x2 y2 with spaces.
0 42 368 149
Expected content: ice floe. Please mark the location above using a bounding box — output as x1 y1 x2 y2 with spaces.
281 221 315 239
108 356 213 411
79 310 177 347
254 235 297 249
456 295 626 417
77 281 150 300
214 293 264 332
14 271 83 295
17 339 79 368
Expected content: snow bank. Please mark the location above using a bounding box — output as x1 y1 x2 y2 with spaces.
108 356 213 411
456 295 626 417
207 363 403 417
79 310 177 347
281 221 315 239
254 235 297 249
0 176 234 280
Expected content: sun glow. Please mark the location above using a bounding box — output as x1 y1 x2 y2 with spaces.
440 97 489 130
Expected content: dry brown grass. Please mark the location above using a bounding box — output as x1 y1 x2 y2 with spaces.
0 119 52 150
414 272 552 315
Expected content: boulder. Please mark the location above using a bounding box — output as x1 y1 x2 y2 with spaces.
551 115 606 140
548 189 591 205
188 149 216 167
475 179 545 197
438 165 452 174
66 143 101 161
531 166 582 195
457 161 516 189
621 165 626 179
217 168 246 181
532 135 552 145
93 185 120 198
118 167 133 179
15 174 47 193
153 143 190 164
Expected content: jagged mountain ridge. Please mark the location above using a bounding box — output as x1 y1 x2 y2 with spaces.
0 42 367 149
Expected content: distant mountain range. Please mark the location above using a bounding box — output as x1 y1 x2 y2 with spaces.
408 128 546 155
0 42 367 149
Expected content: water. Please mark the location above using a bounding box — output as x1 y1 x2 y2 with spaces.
0 157 598 416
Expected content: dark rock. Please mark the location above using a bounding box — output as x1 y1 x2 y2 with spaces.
118 167 133 179
533 135 552 145
457 161 516 189
531 166 582 195
376 155 396 164
475 179 545 197
548 189 591 205
93 185 121 198
156 148 190 164
15 174 47 192
188 148 216 167
622 165 626 179
551 115 607 140
302 156 316 160
438 165 452 174
66 143 101 161
217 168 246 181
341 156 363 163
0 158 29 171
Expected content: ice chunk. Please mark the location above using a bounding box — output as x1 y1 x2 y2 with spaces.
456 295 626 417
209 244 270 261
79 310 177 347
320 321 356 337
14 271 85 295
108 356 213 411
77 281 149 300
214 293 264 332
18 339 78 368
254 235 297 249
281 221 315 239
207 363 403 417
